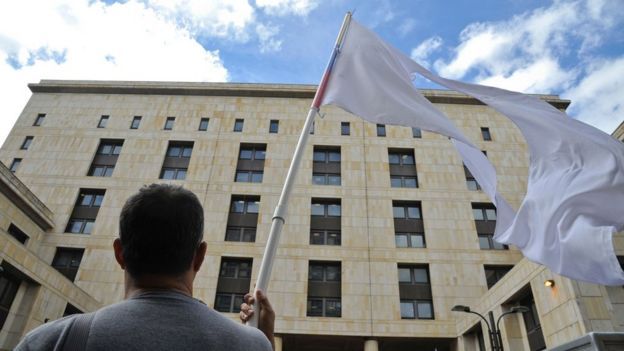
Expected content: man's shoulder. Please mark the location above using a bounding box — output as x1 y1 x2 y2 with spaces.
14 315 77 351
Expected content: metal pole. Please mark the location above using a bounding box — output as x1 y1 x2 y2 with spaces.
247 12 353 328
489 311 502 351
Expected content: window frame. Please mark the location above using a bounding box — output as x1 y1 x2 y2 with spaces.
97 115 109 128
33 113 45 126
198 118 209 131
377 124 386 137
21 136 33 150
164 117 175 130
233 119 244 132
481 127 492 141
341 122 350 136
269 119 279 134
130 116 142 129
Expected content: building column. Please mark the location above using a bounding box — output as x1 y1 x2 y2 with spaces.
274 335 282 351
364 339 379 351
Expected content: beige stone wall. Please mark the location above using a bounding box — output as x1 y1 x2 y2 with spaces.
0 81 618 350
0 167 101 350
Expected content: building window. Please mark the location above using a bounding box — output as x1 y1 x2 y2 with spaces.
269 120 279 134
377 124 386 137
0 270 21 330
130 116 141 129
7 224 29 244
307 261 341 317
481 127 492 141
21 136 34 150
398 265 433 319
464 165 481 190
388 149 418 188
412 127 422 138
63 303 82 317
97 115 109 128
484 265 513 289
51 248 84 282
310 198 341 246
199 118 209 131
235 144 266 183
160 141 193 180
164 117 175 130
341 122 350 136
225 196 260 242
312 146 341 186
519 293 546 351
88 139 123 177
65 189 105 234
33 113 45 126
393 201 425 248
234 119 244 132
214 258 252 313
9 158 21 173
473 204 507 250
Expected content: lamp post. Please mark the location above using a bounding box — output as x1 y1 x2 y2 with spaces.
452 305 529 351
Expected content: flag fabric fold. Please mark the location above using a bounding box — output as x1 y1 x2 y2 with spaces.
322 19 624 285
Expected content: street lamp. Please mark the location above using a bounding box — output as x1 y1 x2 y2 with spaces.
452 305 529 351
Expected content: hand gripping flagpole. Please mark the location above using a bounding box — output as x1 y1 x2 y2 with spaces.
247 12 352 328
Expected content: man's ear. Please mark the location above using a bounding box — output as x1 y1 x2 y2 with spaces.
192 242 207 272
113 238 126 270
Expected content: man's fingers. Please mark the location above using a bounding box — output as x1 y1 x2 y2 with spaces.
240 303 253 314
243 293 255 305
256 289 274 313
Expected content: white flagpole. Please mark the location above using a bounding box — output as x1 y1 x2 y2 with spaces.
247 12 352 328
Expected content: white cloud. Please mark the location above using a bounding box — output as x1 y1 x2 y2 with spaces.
256 23 282 53
410 36 442 68
0 0 228 145
564 57 624 134
148 0 255 41
398 18 416 37
424 0 624 133
255 0 319 16
433 0 617 80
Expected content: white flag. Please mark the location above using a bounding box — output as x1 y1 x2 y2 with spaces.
322 20 624 285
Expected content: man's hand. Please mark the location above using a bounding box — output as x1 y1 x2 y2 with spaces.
240 289 275 349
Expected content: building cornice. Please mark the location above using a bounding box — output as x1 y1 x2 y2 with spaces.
28 80 571 110
0 162 54 230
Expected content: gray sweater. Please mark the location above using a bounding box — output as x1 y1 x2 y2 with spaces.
15 290 272 351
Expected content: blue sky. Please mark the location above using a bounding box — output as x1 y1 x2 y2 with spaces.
0 0 622 144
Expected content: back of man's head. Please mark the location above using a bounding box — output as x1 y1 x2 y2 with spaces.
119 184 204 278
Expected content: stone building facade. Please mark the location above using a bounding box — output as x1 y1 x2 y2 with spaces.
0 80 622 351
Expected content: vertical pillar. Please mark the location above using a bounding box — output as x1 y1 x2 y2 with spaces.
364 339 379 351
274 335 282 351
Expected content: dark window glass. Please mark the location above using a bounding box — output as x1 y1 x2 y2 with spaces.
0 272 21 330
398 265 433 320
164 117 175 130
65 189 104 234
9 158 21 173
307 298 341 317
234 119 244 132
63 303 82 317
33 114 45 126
481 127 492 141
7 224 29 244
377 124 386 137
89 140 123 177
484 265 513 289
341 122 350 136
160 142 193 180
412 127 422 138
395 232 425 248
130 116 141 129
312 147 341 186
269 120 279 133
98 115 109 128
199 118 209 131
51 248 84 282
21 136 33 150
311 201 341 217
392 204 421 219
215 258 252 313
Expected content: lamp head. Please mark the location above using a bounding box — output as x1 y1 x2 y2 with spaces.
451 305 471 312
511 306 530 313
